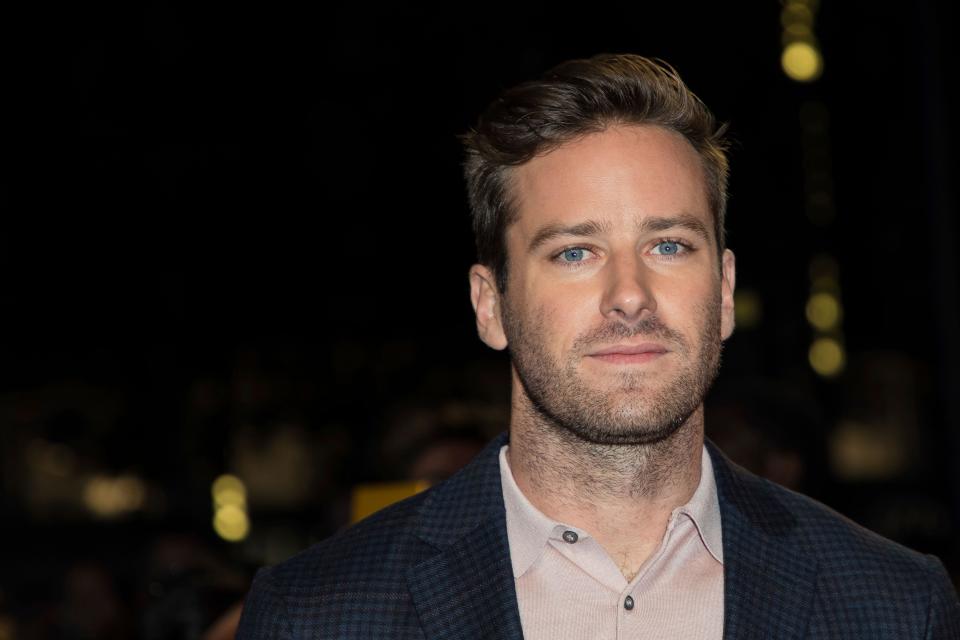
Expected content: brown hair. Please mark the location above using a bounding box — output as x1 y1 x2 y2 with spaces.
462 53 730 291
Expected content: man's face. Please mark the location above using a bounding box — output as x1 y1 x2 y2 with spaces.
470 125 736 445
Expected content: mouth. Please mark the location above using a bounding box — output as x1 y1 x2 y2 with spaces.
586 342 669 365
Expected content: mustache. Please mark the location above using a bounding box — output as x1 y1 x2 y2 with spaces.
571 315 685 352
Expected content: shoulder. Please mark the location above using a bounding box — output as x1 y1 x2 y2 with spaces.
775 478 937 571
237 433 510 639
275 487 431 585
777 481 960 635
708 440 942 577
237 490 434 639
716 452 960 634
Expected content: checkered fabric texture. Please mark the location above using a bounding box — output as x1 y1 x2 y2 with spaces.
238 433 960 639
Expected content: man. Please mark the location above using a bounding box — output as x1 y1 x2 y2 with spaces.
238 54 960 639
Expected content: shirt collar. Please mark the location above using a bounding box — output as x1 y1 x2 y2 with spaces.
498 442 723 579
680 445 724 564
499 445 573 578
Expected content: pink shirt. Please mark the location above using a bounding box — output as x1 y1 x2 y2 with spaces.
499 445 724 640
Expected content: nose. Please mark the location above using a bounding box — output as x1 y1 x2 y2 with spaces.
599 252 657 324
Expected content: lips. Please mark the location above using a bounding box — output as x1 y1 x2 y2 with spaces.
586 342 668 364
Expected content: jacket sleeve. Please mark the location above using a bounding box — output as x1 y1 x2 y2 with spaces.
237 568 295 640
924 555 960 640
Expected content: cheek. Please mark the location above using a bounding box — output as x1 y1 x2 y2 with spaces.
519 296 593 361
553 309 594 356
656 280 719 328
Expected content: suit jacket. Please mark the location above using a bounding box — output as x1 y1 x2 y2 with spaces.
238 433 960 639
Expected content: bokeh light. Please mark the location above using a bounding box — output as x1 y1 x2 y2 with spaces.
805 292 842 331
212 474 247 507
213 503 250 542
83 474 147 518
782 41 823 82
734 289 763 329
781 2 814 29
809 337 845 377
212 474 250 542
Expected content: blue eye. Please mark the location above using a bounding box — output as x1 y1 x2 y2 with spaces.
653 241 682 256
561 248 586 262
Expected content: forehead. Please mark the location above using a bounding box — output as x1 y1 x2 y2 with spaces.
509 124 712 237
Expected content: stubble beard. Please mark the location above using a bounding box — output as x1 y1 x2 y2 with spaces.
502 292 723 448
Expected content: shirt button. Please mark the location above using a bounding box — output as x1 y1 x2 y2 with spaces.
562 530 578 544
624 596 635 611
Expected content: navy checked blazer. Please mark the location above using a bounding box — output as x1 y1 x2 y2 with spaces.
238 433 960 639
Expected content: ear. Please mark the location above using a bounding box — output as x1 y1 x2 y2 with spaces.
469 264 508 351
720 249 737 340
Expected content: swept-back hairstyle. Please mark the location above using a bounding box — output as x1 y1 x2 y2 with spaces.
462 54 730 291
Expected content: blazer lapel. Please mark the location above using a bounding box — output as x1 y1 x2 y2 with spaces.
707 441 818 640
408 516 524 640
407 434 524 640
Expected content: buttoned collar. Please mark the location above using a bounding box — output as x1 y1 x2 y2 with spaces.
498 443 724 579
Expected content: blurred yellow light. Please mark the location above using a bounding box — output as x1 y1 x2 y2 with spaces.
733 289 763 329
805 292 842 330
212 474 246 507
782 42 823 82
213 504 250 542
351 481 430 524
809 337 845 377
783 22 813 42
830 420 906 480
83 474 147 518
781 2 814 28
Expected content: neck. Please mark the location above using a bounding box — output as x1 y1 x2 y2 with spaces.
506 385 705 578
508 401 704 508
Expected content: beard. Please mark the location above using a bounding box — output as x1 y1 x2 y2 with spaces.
502 292 723 446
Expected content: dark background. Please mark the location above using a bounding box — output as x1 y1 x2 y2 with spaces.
3 1 959 637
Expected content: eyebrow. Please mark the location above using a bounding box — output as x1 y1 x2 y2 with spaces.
528 219 612 252
527 214 711 253
639 214 711 241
